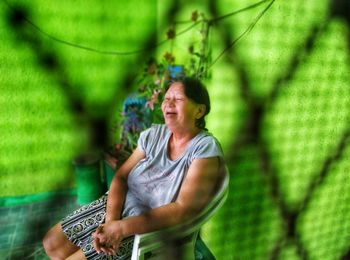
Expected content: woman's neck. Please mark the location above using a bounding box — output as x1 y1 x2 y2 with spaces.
167 127 200 160
170 127 201 146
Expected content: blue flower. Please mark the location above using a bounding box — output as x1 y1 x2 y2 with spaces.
167 65 184 79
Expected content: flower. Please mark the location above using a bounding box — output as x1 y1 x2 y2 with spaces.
163 52 175 63
191 10 199 22
119 94 152 153
146 89 162 110
166 28 176 39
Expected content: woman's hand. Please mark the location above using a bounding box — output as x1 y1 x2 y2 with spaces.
92 221 124 255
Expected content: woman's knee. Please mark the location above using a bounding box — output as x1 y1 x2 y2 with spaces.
43 223 79 259
43 224 59 253
43 223 68 255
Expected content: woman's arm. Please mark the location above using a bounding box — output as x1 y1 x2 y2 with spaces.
93 156 221 255
122 156 221 233
105 146 145 222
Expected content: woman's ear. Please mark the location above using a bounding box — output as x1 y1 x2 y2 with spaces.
196 104 206 119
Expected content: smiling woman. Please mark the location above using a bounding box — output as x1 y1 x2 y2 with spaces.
162 79 211 160
163 77 211 131
42 77 225 259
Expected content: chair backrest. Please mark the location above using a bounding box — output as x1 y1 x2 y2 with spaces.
131 163 230 260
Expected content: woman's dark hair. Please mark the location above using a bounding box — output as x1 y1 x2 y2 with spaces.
166 77 211 130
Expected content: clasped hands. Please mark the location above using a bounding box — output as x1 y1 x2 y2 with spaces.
92 220 124 255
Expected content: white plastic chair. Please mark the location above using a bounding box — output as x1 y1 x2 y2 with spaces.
131 164 230 260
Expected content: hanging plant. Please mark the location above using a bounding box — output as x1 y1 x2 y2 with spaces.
107 10 211 163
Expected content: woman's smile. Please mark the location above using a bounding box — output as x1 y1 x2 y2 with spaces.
165 111 177 117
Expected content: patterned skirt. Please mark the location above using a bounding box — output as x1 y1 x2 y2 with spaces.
61 194 134 259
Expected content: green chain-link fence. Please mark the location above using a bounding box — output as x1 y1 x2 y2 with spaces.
1 0 349 259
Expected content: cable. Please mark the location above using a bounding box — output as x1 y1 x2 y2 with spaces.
3 0 272 58
207 0 275 70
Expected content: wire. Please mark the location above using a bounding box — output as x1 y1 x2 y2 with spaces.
3 0 272 59
209 0 271 24
207 0 275 70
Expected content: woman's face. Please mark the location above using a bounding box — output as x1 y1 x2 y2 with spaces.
161 82 204 130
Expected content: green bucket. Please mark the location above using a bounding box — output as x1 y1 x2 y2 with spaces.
103 160 115 190
73 154 103 205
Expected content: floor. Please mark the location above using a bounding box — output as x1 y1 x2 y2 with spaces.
0 195 78 260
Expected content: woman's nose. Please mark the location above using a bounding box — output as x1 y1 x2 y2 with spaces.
168 99 175 106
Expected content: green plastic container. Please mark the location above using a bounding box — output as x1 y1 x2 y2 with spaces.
103 160 116 189
73 154 103 205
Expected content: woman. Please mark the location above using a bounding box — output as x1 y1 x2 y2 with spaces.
43 77 224 259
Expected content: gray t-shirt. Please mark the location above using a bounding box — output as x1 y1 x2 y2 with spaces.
121 124 223 218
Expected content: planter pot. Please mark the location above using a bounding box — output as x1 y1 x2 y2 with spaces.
103 152 120 189
73 154 103 205
103 160 115 190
